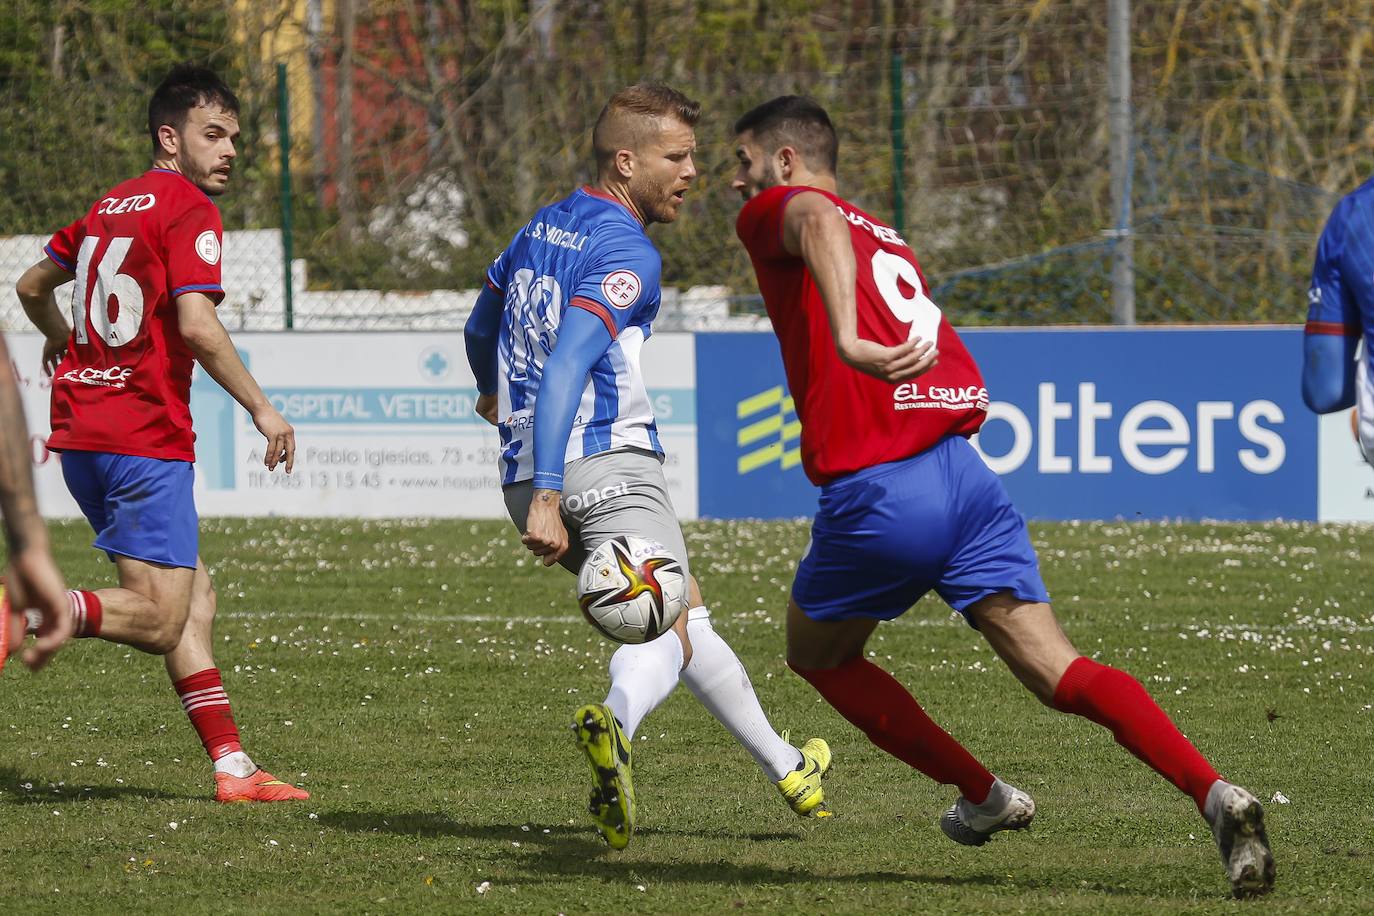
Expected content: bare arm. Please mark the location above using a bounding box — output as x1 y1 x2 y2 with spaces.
177 292 296 473
780 192 936 383
0 332 72 669
0 335 44 555
16 258 74 376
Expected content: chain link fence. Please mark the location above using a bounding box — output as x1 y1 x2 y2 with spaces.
2 0 1370 333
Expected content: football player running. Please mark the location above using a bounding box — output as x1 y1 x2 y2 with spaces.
464 83 830 850
13 64 308 803
731 95 1274 899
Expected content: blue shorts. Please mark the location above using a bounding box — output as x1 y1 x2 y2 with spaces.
792 436 1049 626
61 451 199 569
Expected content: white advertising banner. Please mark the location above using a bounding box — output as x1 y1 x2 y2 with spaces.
9 335 74 517
8 331 698 519
1317 406 1374 522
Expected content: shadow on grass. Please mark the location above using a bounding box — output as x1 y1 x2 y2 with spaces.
321 810 604 855
321 809 803 844
317 809 1083 892
0 765 200 804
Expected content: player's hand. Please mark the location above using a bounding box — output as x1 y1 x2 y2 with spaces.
252 405 296 473
41 335 67 377
475 393 499 426
523 491 568 567
5 542 74 671
839 336 938 384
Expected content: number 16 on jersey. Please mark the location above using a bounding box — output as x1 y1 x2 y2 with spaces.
70 236 145 347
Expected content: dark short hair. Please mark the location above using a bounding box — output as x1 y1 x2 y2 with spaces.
734 95 838 174
593 82 701 168
148 64 239 154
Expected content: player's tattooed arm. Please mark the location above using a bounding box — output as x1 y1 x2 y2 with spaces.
0 337 72 669
780 192 936 384
16 258 74 377
523 489 568 567
0 334 44 555
522 307 611 567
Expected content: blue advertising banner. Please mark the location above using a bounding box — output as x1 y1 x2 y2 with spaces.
695 333 820 519
696 327 1317 521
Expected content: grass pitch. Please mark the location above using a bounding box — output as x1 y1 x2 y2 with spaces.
3 518 1372 913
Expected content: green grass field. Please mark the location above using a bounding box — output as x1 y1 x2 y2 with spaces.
3 518 1372 913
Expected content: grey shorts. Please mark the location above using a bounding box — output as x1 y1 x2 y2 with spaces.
503 447 692 581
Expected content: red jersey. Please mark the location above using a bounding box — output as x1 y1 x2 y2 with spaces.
44 169 225 461
736 185 987 485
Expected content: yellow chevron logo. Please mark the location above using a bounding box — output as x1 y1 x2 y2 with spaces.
736 386 802 474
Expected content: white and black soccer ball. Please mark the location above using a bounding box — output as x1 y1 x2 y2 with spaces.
577 536 686 644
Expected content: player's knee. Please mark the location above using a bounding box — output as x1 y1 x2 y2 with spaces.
145 595 195 654
147 617 184 655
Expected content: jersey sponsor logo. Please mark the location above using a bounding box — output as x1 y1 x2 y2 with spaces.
97 194 157 215
601 270 641 309
196 230 221 265
563 481 632 512
736 385 801 473
502 409 535 432
893 382 989 412
59 365 134 389
530 221 589 252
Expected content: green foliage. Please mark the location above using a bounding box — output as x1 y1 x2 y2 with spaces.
0 0 235 233
3 1 1373 319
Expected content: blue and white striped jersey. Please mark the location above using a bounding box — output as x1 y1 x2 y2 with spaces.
485 186 664 486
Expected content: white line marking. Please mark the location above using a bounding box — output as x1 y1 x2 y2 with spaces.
218 609 963 628
219 608 1374 634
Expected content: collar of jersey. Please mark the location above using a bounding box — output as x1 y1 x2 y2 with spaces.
579 185 643 227
147 167 215 203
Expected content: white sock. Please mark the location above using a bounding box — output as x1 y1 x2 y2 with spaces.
1202 779 1231 826
967 777 1013 818
213 750 257 778
603 628 684 739
679 607 802 782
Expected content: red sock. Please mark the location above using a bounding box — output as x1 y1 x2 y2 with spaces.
790 657 995 802
1053 657 1220 812
68 590 102 637
173 668 243 761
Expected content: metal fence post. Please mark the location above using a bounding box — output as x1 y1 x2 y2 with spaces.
1108 0 1135 325
277 62 296 330
889 51 906 235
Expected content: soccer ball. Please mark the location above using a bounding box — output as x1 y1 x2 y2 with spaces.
577 536 687 644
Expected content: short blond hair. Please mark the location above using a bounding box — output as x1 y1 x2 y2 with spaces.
593 83 701 170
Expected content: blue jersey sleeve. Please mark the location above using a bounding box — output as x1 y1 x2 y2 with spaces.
530 307 613 491
567 232 661 338
485 229 523 293
463 282 505 396
1303 195 1365 413
1306 198 1363 336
